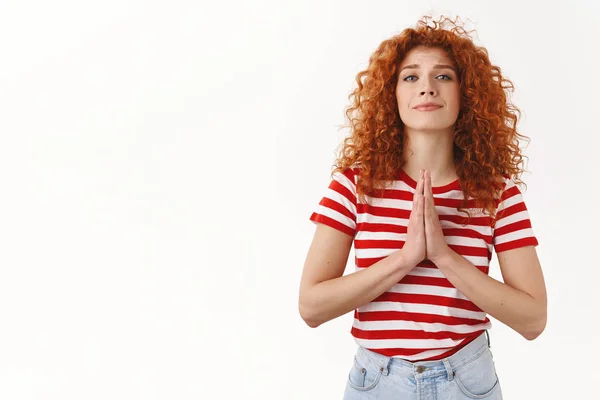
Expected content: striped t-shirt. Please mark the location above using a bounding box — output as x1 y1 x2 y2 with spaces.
309 167 538 361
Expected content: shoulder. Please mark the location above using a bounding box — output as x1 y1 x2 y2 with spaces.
334 164 362 184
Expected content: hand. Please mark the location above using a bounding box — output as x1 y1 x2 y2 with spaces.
400 169 427 268
424 169 452 264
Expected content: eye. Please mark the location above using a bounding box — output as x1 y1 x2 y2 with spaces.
402 74 453 82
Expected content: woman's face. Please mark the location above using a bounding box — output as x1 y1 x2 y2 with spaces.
396 46 461 133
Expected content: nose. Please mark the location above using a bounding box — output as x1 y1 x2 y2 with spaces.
419 78 437 96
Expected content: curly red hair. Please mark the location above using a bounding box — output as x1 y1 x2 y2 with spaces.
333 15 531 222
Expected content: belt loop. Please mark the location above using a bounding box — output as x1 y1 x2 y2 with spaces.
485 329 491 348
442 359 454 381
381 357 392 376
379 354 392 376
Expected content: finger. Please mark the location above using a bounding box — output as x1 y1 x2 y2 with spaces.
416 170 425 221
423 170 432 218
416 190 424 222
411 188 422 220
427 170 439 216
415 169 424 196
424 169 431 197
411 173 424 224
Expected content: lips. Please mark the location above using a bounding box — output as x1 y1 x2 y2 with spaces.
413 103 443 111
414 105 442 111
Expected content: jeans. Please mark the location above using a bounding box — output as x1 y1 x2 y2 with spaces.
343 330 502 399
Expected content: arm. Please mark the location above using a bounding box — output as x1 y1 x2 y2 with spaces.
433 245 547 340
298 224 415 328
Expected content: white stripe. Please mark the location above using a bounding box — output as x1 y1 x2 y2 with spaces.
440 235 491 248
353 318 490 334
356 231 408 241
442 220 492 236
494 227 536 246
356 266 445 278
313 204 355 230
357 202 487 219
332 172 357 214
361 197 413 211
354 248 488 266
496 183 523 211
494 209 530 230
355 213 492 237
353 336 467 349
356 213 409 226
387 283 470 301
324 185 356 216
359 301 486 320
406 266 446 278
367 180 466 197
356 231 490 248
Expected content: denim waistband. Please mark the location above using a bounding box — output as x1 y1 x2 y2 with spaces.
354 330 491 381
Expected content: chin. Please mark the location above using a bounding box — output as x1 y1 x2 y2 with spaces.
403 122 454 131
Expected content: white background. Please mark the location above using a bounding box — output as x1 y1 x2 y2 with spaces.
0 0 598 398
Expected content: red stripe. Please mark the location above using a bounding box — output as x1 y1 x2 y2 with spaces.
376 347 436 357
354 239 404 249
496 201 528 222
495 218 532 237
447 243 490 258
309 213 355 237
362 330 485 360
495 238 538 253
342 168 358 185
351 327 470 340
319 197 355 221
373 292 483 312
399 275 454 288
356 203 411 218
367 187 413 200
417 331 483 361
356 255 489 272
499 184 520 202
441 214 492 226
434 197 483 208
355 222 407 234
328 180 356 211
443 228 493 244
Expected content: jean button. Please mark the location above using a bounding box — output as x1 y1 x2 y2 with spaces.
416 366 425 373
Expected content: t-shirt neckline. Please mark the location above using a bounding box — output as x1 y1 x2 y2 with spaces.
398 168 461 194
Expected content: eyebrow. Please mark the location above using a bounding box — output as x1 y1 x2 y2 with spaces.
399 64 457 72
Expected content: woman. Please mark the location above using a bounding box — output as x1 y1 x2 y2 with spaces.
298 15 547 399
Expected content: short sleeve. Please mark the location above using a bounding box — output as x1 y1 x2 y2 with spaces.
492 178 539 253
309 168 358 238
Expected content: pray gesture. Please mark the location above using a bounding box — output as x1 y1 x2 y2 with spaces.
401 169 452 268
423 169 452 264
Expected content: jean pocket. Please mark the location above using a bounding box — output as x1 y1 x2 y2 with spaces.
453 348 500 398
346 356 383 392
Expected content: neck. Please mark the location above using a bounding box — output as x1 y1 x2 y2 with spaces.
401 128 457 186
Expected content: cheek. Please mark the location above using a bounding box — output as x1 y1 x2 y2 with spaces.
452 87 461 107
396 89 410 109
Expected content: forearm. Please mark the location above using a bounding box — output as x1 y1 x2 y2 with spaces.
435 250 546 340
300 251 415 328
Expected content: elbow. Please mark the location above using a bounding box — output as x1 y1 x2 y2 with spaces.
298 297 322 328
523 328 543 341
522 310 547 341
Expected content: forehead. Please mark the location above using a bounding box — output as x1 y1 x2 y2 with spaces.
399 46 453 67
